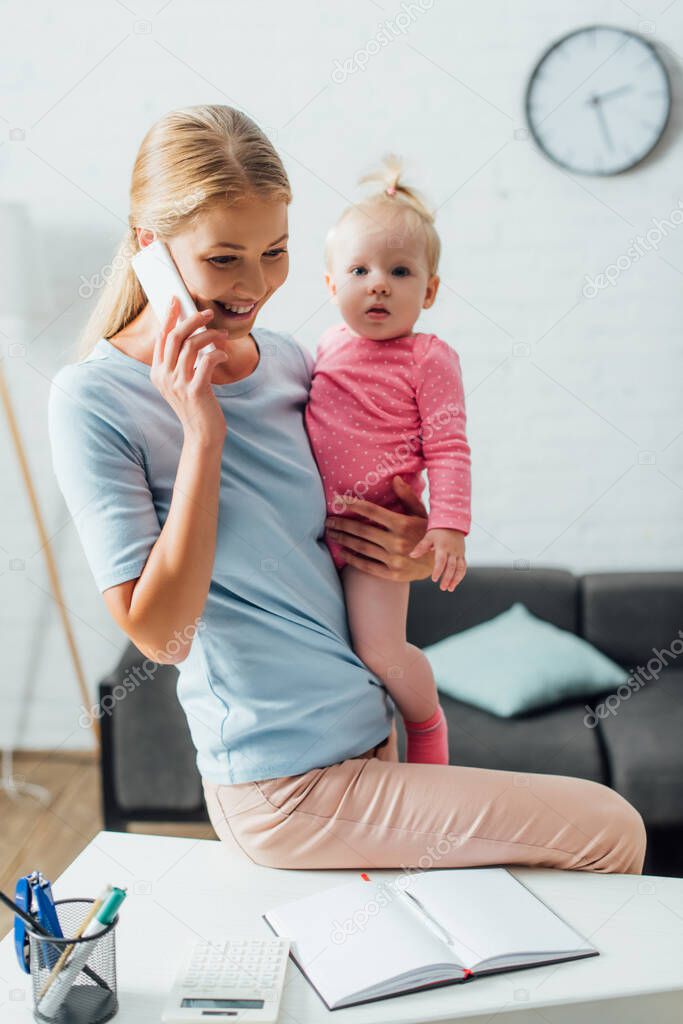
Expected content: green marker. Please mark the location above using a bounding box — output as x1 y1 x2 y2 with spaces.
38 886 127 1016
97 887 127 925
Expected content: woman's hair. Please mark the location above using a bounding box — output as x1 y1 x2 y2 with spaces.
77 105 292 360
324 154 440 276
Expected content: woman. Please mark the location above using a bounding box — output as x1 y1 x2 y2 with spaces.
48 105 646 873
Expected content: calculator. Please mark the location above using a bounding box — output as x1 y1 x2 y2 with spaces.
162 936 291 1022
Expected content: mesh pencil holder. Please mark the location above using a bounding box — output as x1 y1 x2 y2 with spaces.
26 899 118 1024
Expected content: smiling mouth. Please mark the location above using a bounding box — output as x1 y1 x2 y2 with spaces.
216 300 258 320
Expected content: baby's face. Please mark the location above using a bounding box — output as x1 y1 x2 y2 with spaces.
325 210 439 341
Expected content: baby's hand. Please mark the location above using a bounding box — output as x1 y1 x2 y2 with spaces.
409 528 466 592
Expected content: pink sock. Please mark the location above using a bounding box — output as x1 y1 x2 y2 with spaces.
404 705 449 765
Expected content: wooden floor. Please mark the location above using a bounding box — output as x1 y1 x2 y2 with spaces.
0 751 215 939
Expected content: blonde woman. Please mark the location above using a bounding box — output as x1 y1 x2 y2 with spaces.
48 105 646 873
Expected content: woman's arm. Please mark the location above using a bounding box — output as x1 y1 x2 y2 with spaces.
103 433 223 664
324 476 436 582
103 299 231 664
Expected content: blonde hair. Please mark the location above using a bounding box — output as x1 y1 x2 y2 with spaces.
77 105 292 360
324 154 440 275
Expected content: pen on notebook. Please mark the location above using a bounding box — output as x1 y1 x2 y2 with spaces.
401 889 456 949
38 885 112 1000
37 887 126 1018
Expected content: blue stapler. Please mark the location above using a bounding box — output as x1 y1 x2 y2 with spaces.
13 872 63 973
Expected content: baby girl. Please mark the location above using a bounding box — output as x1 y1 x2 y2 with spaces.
304 156 472 764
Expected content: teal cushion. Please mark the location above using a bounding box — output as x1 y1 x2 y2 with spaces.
425 602 627 717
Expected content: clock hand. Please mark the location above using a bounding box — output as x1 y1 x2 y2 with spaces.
593 101 613 151
588 84 633 105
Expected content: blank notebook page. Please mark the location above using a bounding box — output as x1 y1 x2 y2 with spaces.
404 869 593 967
267 879 457 1005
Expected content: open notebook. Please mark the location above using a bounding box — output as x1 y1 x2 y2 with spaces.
263 868 598 1010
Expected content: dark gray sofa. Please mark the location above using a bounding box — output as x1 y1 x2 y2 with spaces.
98 566 683 876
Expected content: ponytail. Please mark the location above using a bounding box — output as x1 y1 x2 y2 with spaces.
77 224 146 361
358 153 436 225
326 153 440 275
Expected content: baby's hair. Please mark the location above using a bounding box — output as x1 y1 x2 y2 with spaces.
77 105 291 360
325 154 440 276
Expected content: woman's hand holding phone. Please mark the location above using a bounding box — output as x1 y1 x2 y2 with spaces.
150 296 230 449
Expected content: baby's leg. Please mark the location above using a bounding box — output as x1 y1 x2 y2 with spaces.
341 564 449 764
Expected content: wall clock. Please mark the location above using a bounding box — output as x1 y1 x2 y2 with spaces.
525 26 671 175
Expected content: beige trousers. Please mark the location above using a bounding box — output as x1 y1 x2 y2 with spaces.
202 724 646 874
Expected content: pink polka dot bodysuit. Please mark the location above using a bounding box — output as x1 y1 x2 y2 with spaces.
304 323 472 570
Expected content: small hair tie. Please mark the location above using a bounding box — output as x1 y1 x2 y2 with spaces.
386 185 397 196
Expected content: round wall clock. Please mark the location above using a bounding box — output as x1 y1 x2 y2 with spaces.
525 25 671 175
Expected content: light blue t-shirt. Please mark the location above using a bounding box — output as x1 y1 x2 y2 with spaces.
48 329 394 784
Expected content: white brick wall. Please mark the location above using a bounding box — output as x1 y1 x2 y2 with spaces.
0 0 681 748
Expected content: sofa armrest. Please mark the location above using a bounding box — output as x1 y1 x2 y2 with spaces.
581 572 683 667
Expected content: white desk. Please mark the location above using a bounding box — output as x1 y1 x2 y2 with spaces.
1 831 682 1023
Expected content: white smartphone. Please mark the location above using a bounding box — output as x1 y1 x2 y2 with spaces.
131 239 217 370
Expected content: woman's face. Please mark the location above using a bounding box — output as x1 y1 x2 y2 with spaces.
162 195 289 343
